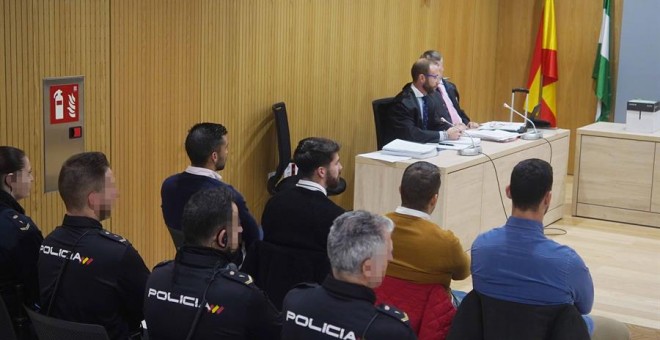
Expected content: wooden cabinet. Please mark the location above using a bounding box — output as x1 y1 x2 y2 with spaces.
573 122 660 227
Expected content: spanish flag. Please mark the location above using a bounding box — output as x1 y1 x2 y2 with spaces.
526 0 558 127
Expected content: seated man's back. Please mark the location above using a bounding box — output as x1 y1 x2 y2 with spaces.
262 185 344 252
146 187 280 339
262 137 345 252
160 123 260 248
281 211 416 340
284 277 414 339
40 218 149 339
145 248 280 339
38 152 149 340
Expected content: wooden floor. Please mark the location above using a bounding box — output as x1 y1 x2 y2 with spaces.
451 175 660 329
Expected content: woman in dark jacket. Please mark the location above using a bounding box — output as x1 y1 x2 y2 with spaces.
0 146 43 331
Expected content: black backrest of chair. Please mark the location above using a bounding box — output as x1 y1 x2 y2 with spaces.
167 227 184 249
268 102 293 194
25 307 110 340
372 97 396 150
447 290 590 340
0 297 17 340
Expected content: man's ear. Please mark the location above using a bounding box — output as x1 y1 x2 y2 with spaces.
316 166 326 179
505 185 512 199
362 258 373 277
544 191 552 206
216 229 228 248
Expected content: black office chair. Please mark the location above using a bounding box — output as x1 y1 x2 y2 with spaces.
166 227 184 250
267 102 346 196
447 290 589 340
24 307 110 340
0 297 17 340
371 97 396 150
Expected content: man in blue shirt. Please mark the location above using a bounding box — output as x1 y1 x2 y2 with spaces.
161 123 261 250
471 159 596 333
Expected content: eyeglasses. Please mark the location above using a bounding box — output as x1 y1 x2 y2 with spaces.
425 74 440 80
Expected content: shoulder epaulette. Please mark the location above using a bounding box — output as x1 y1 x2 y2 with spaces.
1 210 33 232
221 269 255 287
376 304 410 325
152 259 173 270
99 230 131 245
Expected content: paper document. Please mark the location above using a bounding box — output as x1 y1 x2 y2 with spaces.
382 139 438 159
359 152 411 163
479 121 527 133
468 130 520 142
435 143 470 150
452 136 481 145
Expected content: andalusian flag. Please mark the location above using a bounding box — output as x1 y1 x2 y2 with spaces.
526 0 558 127
593 0 612 122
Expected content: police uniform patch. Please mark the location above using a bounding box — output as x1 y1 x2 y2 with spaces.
2 210 31 231
99 230 131 245
376 304 410 325
221 270 255 287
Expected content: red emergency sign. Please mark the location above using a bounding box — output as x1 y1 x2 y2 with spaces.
49 84 79 124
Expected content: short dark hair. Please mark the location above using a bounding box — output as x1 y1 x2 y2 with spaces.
400 161 441 211
182 186 233 246
58 152 110 211
420 50 443 63
510 158 553 211
0 146 26 175
185 123 228 167
293 137 340 178
411 58 433 82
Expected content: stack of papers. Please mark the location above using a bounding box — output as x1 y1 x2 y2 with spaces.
467 129 520 142
381 139 438 159
451 136 481 145
479 121 527 133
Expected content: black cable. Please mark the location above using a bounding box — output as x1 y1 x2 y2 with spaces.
540 136 553 164
544 226 567 236
481 152 509 220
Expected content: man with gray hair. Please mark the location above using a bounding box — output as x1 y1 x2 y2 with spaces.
281 210 417 339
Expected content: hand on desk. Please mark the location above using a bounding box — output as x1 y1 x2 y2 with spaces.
467 121 480 129
447 127 462 140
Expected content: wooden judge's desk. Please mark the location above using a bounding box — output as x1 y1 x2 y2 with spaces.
353 129 569 248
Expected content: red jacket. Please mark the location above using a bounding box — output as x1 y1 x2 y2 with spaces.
375 275 456 340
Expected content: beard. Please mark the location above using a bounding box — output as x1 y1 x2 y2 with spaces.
423 81 436 94
326 173 340 190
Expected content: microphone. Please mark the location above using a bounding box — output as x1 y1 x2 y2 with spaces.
502 103 543 140
441 117 481 156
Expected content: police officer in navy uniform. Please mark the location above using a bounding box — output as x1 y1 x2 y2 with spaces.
282 210 417 340
144 186 281 340
38 152 150 340
0 146 42 338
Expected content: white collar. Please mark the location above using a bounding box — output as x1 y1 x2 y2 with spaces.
296 179 327 196
395 206 431 220
410 83 425 98
184 166 223 182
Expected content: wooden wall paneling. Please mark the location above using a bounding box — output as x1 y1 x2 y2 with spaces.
111 0 202 267
1 0 110 237
1 1 5 146
467 1 500 123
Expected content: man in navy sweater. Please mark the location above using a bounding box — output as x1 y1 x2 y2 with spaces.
161 123 261 250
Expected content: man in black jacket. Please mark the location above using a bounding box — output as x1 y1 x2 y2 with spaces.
383 58 463 145
282 210 417 339
421 50 479 129
39 152 149 340
144 187 281 339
